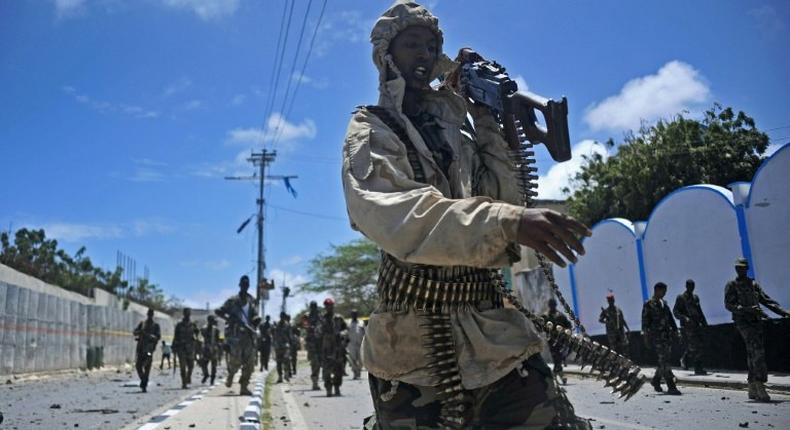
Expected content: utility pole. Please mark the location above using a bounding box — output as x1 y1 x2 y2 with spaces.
225 149 297 317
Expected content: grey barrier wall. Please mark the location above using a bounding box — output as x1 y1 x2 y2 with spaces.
0 263 175 375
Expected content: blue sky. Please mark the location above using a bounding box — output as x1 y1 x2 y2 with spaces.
1 0 788 316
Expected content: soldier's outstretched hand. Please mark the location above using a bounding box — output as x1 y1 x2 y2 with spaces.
517 208 591 267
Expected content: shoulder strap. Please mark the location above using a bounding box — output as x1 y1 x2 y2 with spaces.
362 105 426 184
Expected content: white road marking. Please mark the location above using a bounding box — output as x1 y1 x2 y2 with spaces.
280 384 310 430
133 388 210 430
586 415 658 430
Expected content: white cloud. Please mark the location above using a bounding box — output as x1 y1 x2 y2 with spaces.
537 139 609 200
749 5 786 36
584 61 710 132
129 168 165 182
182 99 204 110
315 10 373 56
53 0 87 18
226 113 317 147
42 222 123 242
292 73 329 90
163 77 192 97
230 94 247 106
180 259 231 271
188 149 251 178
182 287 237 309
132 219 175 236
62 85 159 119
279 255 304 266
161 0 239 20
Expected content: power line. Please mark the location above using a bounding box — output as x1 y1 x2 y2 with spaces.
273 0 328 147
261 0 290 143
261 0 297 146
268 204 347 222
270 0 314 150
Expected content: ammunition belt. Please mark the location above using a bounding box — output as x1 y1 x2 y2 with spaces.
377 253 504 313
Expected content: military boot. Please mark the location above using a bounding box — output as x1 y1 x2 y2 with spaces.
651 376 663 392
326 386 333 397
753 382 771 402
747 381 758 400
311 377 320 391
240 386 253 396
666 379 682 395
334 386 341 397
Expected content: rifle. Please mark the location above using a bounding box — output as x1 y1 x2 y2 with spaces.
455 50 646 400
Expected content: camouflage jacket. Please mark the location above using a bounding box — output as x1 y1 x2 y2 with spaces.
305 312 322 353
599 305 628 335
320 313 348 362
133 319 161 355
173 319 198 353
641 298 677 343
201 325 221 358
673 291 707 327
216 293 259 339
290 326 301 352
725 277 787 323
272 322 291 351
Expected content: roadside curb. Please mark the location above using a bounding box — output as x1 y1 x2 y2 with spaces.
564 369 790 394
240 371 268 430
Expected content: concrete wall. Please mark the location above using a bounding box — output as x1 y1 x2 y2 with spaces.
0 263 175 375
539 143 789 333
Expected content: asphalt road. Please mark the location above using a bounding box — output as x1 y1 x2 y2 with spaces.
268 368 790 430
0 363 225 430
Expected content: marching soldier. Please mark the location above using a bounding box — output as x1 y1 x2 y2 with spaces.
305 301 323 390
543 298 572 384
673 279 708 375
599 293 630 355
320 298 347 397
172 308 198 389
347 310 365 380
272 312 292 383
289 316 301 376
133 308 161 393
200 315 222 385
258 315 272 371
725 258 789 402
215 275 261 395
642 282 681 395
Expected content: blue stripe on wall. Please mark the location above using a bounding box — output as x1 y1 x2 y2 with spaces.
635 238 649 302
734 204 756 278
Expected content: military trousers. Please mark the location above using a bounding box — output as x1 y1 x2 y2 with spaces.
606 332 629 356
307 347 322 384
651 340 675 386
735 322 767 382
322 356 343 390
275 347 291 380
680 325 705 371
364 357 591 430
259 340 271 370
177 350 195 386
548 345 565 375
290 348 299 374
135 351 153 390
228 335 256 389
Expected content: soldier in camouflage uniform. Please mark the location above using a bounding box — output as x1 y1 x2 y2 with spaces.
673 279 708 375
320 298 347 397
133 308 161 393
725 258 789 402
272 312 292 383
343 2 593 428
598 293 630 356
289 315 301 376
258 315 272 371
215 275 261 395
642 282 681 395
200 315 221 385
173 308 198 389
543 298 572 384
305 301 323 390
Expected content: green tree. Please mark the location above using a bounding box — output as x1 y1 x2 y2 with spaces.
565 105 771 227
300 237 380 316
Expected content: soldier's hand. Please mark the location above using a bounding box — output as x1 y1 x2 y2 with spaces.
517 209 591 267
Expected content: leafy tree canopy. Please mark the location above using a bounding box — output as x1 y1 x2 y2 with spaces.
565 104 771 227
300 237 380 317
0 228 180 313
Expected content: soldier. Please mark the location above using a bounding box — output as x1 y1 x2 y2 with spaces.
320 298 347 397
272 312 292 383
215 275 261 395
347 310 365 380
725 258 789 402
172 308 198 389
543 298 572 384
642 282 681 395
341 1 593 427
258 315 272 371
305 301 323 390
673 279 709 375
289 316 301 376
133 308 161 393
598 293 630 356
200 315 222 385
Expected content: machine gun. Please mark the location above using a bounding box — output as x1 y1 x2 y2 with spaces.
455 50 646 401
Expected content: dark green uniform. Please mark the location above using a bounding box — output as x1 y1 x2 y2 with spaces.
290 325 301 375
200 323 221 385
133 317 161 392
320 312 347 396
173 318 198 388
543 309 572 376
599 305 629 355
305 309 322 390
673 290 707 373
216 293 259 393
725 277 787 384
258 319 272 371
642 297 679 392
272 320 292 382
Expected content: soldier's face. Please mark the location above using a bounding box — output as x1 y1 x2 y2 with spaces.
389 26 438 90
607 298 615 306
686 283 695 293
655 288 666 299
736 266 748 277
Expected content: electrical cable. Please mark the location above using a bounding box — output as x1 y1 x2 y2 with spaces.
261 0 297 146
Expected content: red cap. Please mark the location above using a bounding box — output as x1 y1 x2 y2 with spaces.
323 298 335 306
